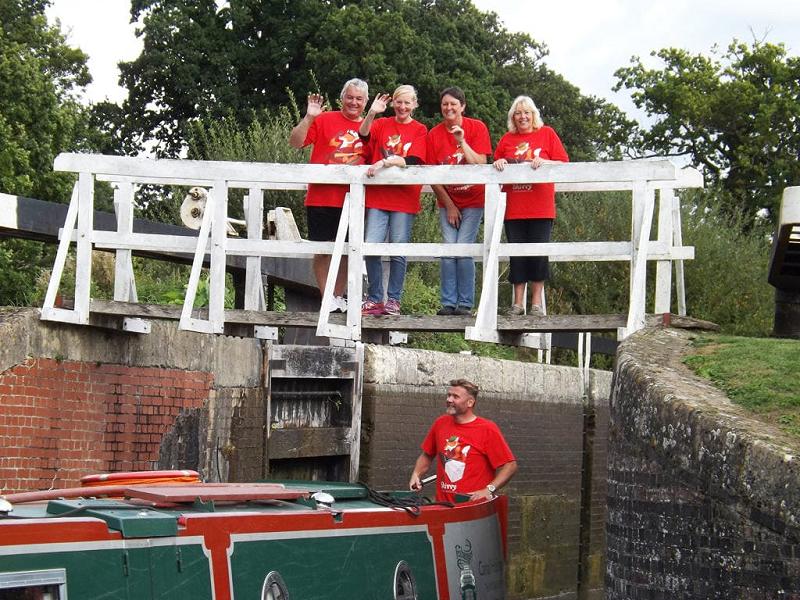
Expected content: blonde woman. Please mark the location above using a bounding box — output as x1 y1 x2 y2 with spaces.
493 95 568 316
359 85 428 315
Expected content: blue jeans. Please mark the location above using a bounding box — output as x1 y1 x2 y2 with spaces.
365 208 415 302
439 207 483 308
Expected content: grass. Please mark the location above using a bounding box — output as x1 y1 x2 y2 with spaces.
683 334 800 439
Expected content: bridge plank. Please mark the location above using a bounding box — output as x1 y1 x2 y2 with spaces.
88 300 718 333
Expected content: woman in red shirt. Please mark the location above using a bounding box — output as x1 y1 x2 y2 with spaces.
493 95 569 316
359 85 428 315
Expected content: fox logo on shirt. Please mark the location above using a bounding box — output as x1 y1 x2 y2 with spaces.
441 436 471 483
328 130 365 164
385 134 411 157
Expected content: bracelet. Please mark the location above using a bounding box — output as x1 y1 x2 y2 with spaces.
382 159 388 167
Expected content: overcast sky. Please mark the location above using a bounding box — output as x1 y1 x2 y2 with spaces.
47 0 800 121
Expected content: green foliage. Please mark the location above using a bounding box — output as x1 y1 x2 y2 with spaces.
549 192 632 317
615 39 800 223
0 239 52 305
186 106 309 232
117 0 628 157
0 0 93 202
683 334 800 439
0 0 103 307
679 187 772 336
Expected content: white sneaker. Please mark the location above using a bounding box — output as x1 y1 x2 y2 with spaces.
327 296 347 313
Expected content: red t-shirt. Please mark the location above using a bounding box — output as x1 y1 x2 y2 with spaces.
426 117 492 209
365 118 428 214
302 111 367 207
421 414 515 503
493 126 569 220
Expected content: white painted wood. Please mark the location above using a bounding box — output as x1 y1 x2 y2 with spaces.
112 182 150 335
208 180 228 333
42 183 79 311
55 153 677 186
654 188 674 313
46 153 704 352
122 318 151 333
254 326 278 340
40 307 84 324
74 172 94 324
626 181 656 333
244 188 266 311
179 186 215 332
346 183 366 339
516 332 548 350
469 185 505 341
316 196 351 339
0 193 20 228
578 332 585 394
672 193 688 316
113 183 138 303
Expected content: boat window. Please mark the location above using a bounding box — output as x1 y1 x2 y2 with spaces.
0 569 66 599
261 571 290 600
394 561 417 600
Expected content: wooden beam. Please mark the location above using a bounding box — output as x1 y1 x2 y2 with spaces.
268 427 351 460
88 300 719 333
54 153 677 187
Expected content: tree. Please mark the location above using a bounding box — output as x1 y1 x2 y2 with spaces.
0 0 97 305
614 40 800 222
0 0 93 202
118 0 629 158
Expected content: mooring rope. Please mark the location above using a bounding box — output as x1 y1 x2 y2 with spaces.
361 483 453 516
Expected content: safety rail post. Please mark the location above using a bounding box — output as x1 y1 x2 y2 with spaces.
207 179 229 332
316 196 352 340
626 180 656 334
41 182 80 323
112 182 150 333
72 171 94 325
179 185 216 333
244 186 277 340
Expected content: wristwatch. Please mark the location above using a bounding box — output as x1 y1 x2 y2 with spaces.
486 484 496 494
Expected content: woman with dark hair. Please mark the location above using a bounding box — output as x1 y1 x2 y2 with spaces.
426 87 492 316
493 95 569 316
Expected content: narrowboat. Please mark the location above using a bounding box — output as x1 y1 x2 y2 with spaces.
0 471 508 599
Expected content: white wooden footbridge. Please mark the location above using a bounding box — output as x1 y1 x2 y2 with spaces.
39 153 704 358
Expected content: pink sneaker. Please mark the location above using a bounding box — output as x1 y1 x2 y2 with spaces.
361 299 385 315
384 298 401 315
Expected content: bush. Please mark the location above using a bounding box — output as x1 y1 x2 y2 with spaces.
680 189 773 336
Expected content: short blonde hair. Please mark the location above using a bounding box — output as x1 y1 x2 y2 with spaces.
507 95 544 133
392 84 417 102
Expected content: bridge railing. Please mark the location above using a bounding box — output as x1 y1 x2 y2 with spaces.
42 153 701 344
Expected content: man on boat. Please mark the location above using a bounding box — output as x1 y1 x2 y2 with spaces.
409 379 517 503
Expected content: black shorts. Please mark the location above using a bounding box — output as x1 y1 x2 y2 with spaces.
504 218 553 283
306 206 345 241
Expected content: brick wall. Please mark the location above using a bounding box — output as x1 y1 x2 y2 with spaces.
607 328 800 599
0 357 212 493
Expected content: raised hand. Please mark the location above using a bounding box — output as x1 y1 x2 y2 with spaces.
369 93 391 115
448 125 465 145
306 93 326 118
